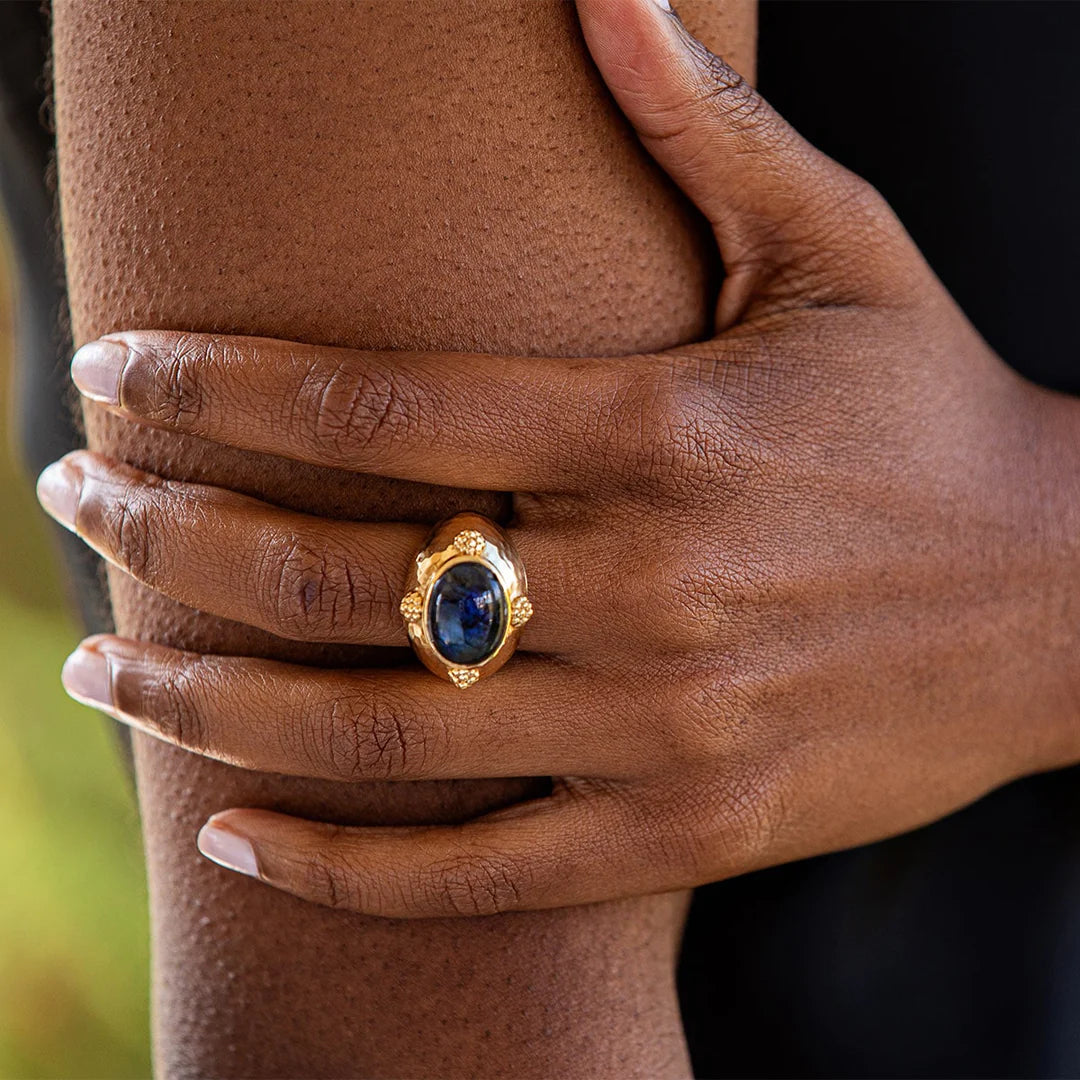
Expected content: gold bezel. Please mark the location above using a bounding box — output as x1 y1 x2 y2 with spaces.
400 513 531 688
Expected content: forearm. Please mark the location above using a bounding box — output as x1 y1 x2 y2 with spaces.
51 1 754 1075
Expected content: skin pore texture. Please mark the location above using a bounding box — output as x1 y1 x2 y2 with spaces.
51 1 755 1075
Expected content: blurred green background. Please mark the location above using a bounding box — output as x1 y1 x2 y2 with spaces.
0 227 152 1076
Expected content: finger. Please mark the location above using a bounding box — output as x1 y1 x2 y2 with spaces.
38 450 421 647
194 785 691 917
70 330 662 493
576 0 921 322
62 636 637 781
38 452 599 656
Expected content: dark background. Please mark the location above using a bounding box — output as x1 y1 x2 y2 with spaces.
681 5 1080 1078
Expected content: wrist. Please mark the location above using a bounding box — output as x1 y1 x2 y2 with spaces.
1001 379 1080 773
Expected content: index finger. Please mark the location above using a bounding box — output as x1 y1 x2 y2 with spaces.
72 330 662 493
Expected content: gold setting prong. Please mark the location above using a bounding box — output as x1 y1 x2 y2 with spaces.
448 668 480 690
399 590 424 623
451 529 486 556
510 595 534 628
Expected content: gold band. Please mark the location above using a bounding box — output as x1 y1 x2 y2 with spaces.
400 513 532 688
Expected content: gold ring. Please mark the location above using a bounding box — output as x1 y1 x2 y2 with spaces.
399 513 533 689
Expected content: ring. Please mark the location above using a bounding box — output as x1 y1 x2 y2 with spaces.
399 513 533 689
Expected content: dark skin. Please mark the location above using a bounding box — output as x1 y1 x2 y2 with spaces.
47 0 754 1074
44 0 1080 925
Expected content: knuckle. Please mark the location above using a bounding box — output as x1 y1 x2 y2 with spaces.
626 531 740 651
633 379 687 487
585 368 666 484
795 171 916 302
821 171 900 250
696 759 794 876
137 333 219 426
296 358 426 465
259 533 373 640
608 370 693 490
100 481 160 581
662 542 766 647
147 661 209 753
424 849 526 917
639 570 717 651
303 847 363 912
625 361 759 496
833 171 896 230
663 669 737 766
689 47 773 139
665 392 747 488
322 694 435 781
636 41 773 154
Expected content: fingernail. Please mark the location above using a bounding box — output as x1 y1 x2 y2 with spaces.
198 821 260 879
62 647 113 709
36 459 82 531
651 0 673 10
71 339 127 406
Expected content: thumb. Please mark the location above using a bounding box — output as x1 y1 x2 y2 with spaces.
576 0 918 324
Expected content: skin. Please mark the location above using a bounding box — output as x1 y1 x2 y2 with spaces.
43 0 1080 925
49 0 754 1074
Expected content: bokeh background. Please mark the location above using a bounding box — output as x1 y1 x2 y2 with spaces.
0 224 151 1076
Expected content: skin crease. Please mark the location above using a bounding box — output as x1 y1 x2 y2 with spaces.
51 0 755 1076
45 0 1080 922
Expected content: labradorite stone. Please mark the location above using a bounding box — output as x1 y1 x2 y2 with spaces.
427 561 507 666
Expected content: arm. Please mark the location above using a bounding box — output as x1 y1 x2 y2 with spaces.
50 0 755 1075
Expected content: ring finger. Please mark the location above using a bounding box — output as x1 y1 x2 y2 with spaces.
40 450 578 653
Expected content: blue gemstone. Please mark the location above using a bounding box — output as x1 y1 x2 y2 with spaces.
427 561 507 666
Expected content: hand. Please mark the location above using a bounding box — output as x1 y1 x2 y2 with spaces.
40 0 1080 917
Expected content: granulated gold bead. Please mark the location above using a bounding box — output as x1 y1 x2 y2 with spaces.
452 530 486 556
510 595 534 628
399 590 424 623
448 668 480 689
